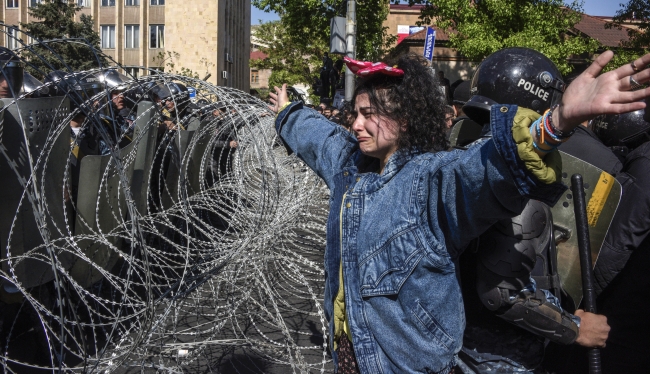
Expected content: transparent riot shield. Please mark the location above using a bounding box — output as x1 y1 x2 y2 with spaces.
552 151 622 311
161 129 195 209
71 101 158 287
0 97 73 288
130 101 158 215
185 124 215 197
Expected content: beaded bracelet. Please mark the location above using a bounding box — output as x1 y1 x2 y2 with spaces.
530 118 558 153
542 113 565 144
545 104 575 140
533 119 561 148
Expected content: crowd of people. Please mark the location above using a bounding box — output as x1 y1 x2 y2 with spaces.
270 47 650 374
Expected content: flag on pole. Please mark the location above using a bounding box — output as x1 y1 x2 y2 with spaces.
423 27 436 61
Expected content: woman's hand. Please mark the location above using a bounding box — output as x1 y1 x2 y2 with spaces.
269 84 289 114
555 51 650 131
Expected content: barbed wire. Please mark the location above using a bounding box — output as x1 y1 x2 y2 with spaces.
0 26 332 373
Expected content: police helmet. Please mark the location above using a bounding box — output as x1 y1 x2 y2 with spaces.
43 70 67 96
44 70 106 110
465 47 565 124
0 47 25 98
591 104 650 151
21 71 49 98
121 80 156 108
152 81 191 112
100 69 130 93
452 80 471 106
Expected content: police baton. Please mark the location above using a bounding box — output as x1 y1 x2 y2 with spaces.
571 174 602 374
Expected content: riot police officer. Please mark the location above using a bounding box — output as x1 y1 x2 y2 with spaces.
45 70 110 201
0 47 24 99
458 47 610 373
550 107 650 374
99 69 135 149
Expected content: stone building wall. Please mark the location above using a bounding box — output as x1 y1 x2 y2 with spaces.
1 0 251 90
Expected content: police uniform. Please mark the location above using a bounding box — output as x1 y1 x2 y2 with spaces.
545 109 650 373
458 48 584 373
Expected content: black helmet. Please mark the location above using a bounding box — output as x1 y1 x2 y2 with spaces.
21 71 49 98
465 47 565 124
152 81 191 112
121 80 156 108
591 104 650 151
44 70 105 110
0 47 25 99
452 80 471 106
100 69 130 93
43 70 67 96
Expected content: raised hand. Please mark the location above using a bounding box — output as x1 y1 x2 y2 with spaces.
269 83 289 114
555 51 650 131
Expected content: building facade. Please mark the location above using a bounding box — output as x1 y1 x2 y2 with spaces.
0 0 251 90
383 4 474 84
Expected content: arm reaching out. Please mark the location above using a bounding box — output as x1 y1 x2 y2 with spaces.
555 51 650 132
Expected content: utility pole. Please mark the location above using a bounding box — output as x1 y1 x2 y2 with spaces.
345 0 356 102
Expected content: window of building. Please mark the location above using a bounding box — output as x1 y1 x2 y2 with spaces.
251 70 259 84
125 25 140 49
6 0 19 8
77 0 90 7
29 0 43 7
149 24 164 49
100 25 116 49
124 67 139 78
125 0 139 5
6 27 19 50
150 0 164 5
101 0 115 6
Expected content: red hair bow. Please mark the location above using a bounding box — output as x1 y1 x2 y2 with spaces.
344 56 404 77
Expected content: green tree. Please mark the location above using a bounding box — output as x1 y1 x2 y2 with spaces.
403 0 599 75
19 0 107 78
604 0 649 72
253 0 395 61
250 20 317 96
251 0 396 98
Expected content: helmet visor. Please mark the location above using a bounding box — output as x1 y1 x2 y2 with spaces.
0 60 24 99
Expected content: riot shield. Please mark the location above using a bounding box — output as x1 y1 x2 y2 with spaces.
130 101 158 215
72 127 138 288
552 151 622 311
162 115 203 209
448 118 483 149
185 124 215 197
161 129 195 209
0 97 74 289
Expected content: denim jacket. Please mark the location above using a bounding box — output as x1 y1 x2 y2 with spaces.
275 102 565 373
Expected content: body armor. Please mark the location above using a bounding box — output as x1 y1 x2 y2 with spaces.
474 200 579 345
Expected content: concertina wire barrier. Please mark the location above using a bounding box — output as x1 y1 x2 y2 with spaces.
0 26 332 372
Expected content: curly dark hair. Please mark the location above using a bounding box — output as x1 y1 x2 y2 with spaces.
352 53 449 152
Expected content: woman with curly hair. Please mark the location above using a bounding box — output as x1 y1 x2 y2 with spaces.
269 52 650 373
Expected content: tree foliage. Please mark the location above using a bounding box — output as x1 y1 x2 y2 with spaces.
251 0 395 96
250 20 324 103
608 0 650 49
19 0 107 79
403 0 599 75
253 0 395 61
604 0 649 72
